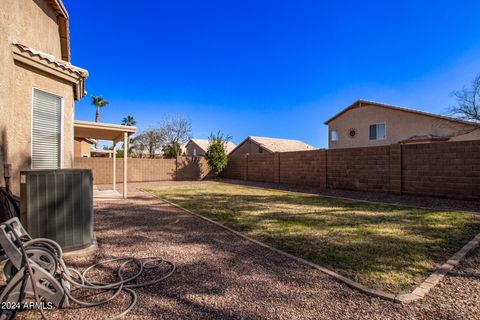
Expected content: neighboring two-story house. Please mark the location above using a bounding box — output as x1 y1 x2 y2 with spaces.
325 100 480 149
0 0 88 194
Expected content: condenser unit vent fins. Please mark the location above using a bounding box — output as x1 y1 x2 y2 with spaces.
20 169 93 252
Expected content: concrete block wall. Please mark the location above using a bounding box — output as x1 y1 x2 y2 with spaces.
247 153 276 183
74 157 211 185
401 140 480 200
389 144 402 194
176 156 213 180
223 140 480 201
326 146 391 192
279 150 326 187
223 156 246 180
74 158 119 185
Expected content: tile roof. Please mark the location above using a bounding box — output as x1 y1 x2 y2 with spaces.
78 138 97 145
247 136 316 153
398 135 450 144
12 43 88 78
189 139 237 154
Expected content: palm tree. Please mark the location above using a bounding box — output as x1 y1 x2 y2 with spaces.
121 115 136 126
91 96 109 123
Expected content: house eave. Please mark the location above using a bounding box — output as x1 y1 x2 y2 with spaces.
46 0 70 61
47 0 69 19
12 44 88 100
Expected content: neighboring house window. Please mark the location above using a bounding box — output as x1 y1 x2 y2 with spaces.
32 89 62 169
331 130 338 141
193 148 197 156
369 123 386 140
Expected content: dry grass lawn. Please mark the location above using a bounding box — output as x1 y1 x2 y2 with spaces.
146 182 480 294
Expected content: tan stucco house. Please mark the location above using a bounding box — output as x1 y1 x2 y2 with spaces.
74 138 114 158
325 100 480 149
74 138 95 157
0 0 88 194
185 139 237 156
229 136 316 157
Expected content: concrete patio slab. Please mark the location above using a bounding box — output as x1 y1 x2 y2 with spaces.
93 189 123 200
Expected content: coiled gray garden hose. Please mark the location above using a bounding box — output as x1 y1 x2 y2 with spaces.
5 228 175 320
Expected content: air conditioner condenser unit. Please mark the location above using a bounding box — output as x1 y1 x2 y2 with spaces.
20 169 94 252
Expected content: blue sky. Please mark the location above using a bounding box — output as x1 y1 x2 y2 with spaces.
65 0 480 148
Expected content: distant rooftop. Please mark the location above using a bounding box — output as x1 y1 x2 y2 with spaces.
243 136 316 153
189 139 237 154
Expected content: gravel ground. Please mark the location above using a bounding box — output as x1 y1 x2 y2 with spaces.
11 185 480 319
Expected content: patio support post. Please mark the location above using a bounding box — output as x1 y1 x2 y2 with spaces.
112 141 116 191
123 132 128 199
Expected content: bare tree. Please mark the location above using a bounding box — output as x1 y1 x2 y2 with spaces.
134 128 166 158
132 142 145 158
129 116 192 159
160 116 192 157
449 74 480 123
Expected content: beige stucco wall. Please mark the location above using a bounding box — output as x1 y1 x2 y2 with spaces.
1 0 63 59
0 0 73 194
327 104 480 149
74 139 92 158
185 141 206 156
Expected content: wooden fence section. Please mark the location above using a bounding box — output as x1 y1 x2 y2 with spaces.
224 140 480 201
74 157 212 184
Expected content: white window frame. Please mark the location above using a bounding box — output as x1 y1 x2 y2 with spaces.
330 130 338 142
31 88 65 169
369 123 386 141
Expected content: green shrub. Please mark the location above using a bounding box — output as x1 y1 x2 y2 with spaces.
205 131 232 176
162 142 182 158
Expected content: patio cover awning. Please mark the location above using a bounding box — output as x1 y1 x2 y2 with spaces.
74 120 136 143
74 120 137 199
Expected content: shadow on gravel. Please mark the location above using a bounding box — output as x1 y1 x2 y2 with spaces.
44 193 479 320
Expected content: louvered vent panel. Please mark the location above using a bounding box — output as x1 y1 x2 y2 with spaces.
32 90 62 169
